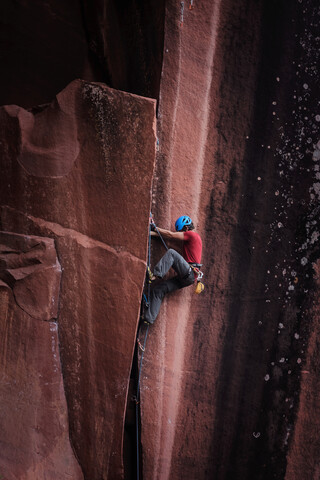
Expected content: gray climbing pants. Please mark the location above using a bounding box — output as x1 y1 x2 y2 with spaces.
144 248 195 324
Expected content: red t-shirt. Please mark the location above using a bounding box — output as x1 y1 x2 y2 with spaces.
183 231 202 264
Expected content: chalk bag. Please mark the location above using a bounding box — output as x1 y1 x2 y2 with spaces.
195 281 205 294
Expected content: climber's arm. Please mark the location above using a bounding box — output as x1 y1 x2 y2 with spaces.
151 227 184 241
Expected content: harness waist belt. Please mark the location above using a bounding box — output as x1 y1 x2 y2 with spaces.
189 263 202 269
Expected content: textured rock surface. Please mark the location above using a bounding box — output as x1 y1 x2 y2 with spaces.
1 1 320 479
0 232 83 480
284 262 320 480
0 80 156 479
141 0 320 479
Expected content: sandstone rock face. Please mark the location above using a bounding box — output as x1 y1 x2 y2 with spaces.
284 261 320 480
141 0 320 479
0 232 82 480
0 80 156 479
1 1 320 479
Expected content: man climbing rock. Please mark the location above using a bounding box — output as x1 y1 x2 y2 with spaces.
144 215 202 324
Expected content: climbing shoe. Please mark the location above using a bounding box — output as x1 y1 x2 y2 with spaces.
147 266 156 283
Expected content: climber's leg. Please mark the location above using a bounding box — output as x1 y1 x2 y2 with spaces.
153 248 191 279
144 265 194 324
144 277 181 324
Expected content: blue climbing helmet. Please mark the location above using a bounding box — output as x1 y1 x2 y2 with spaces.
175 215 192 232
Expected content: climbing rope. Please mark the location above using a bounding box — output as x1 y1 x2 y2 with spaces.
135 213 153 480
150 215 169 251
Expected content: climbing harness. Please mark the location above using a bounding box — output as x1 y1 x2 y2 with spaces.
189 263 205 294
189 263 204 280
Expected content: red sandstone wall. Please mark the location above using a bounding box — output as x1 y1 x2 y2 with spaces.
0 1 320 479
141 0 320 479
0 233 83 480
285 263 320 479
0 80 156 479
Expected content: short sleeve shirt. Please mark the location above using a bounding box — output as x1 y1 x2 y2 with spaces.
183 231 202 264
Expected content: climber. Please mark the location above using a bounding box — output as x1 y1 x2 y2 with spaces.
144 215 202 324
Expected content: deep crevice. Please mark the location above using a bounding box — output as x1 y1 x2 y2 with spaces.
79 0 166 101
124 309 149 480
124 343 140 480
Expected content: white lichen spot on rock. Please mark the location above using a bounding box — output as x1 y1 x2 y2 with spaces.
312 183 320 198
264 374 270 381
310 231 319 244
294 333 300 339
297 358 302 364
313 149 320 161
301 257 308 265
